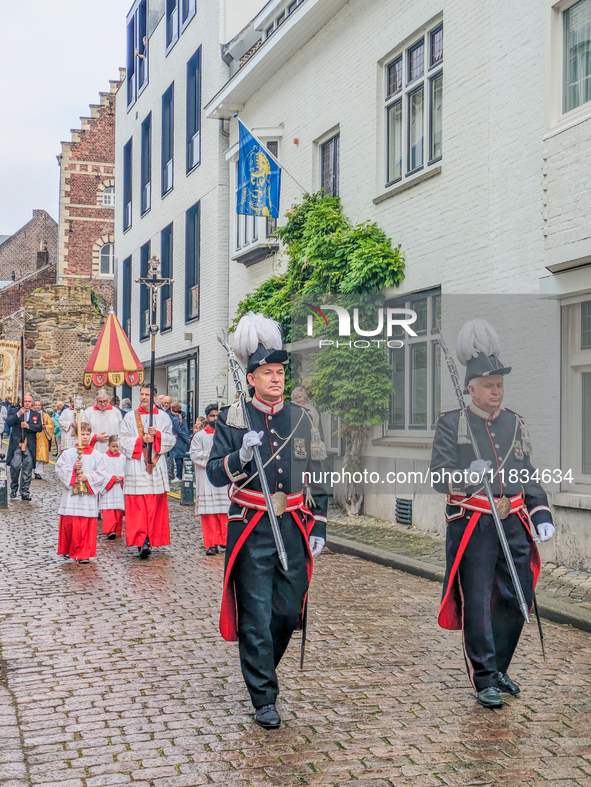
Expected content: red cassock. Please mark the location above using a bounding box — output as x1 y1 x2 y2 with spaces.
200 513 228 549
102 509 123 536
58 516 98 561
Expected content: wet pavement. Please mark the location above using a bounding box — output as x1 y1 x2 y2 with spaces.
0 466 591 787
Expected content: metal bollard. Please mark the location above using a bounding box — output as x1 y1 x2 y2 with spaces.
0 453 7 509
180 452 195 506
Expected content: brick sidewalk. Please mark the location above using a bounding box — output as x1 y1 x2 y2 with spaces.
1 467 591 786
327 506 591 630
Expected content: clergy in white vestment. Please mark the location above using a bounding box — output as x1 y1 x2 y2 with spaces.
55 422 109 563
83 388 123 453
118 383 176 559
189 404 228 555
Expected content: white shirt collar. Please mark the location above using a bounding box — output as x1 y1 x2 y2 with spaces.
251 395 284 415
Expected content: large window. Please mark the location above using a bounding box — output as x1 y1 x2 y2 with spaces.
139 241 151 341
181 0 196 31
122 256 132 338
562 298 591 490
161 223 173 332
321 134 340 197
563 0 591 113
123 138 133 231
141 113 151 215
234 141 279 254
186 49 201 173
385 23 442 186
126 0 147 107
388 289 441 432
185 202 200 322
162 84 174 196
166 0 179 49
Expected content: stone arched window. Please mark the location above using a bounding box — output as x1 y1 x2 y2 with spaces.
97 178 115 208
92 234 115 278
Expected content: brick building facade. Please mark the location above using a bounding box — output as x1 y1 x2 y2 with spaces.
0 209 57 284
57 72 124 302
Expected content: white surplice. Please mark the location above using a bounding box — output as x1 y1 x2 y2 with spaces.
83 406 123 453
55 447 109 517
189 429 230 514
119 408 176 495
99 451 126 511
58 408 77 452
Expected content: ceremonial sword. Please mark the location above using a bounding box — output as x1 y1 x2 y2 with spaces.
218 334 289 572
437 329 531 623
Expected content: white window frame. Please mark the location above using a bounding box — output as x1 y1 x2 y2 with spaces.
180 0 196 33
385 289 441 438
166 0 179 52
383 20 443 189
561 295 591 493
102 186 115 207
126 0 148 109
547 0 591 134
99 243 115 277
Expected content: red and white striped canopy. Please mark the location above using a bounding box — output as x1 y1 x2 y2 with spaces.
83 311 144 389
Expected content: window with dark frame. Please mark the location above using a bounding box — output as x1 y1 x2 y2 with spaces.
385 22 443 187
122 256 132 338
123 138 132 231
126 0 148 107
181 0 196 28
387 289 441 432
321 134 340 197
139 241 151 340
162 84 174 196
166 0 179 48
186 49 201 173
140 113 151 215
100 243 114 276
185 202 200 322
160 223 173 332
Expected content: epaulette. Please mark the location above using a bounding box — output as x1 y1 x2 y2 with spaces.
504 408 532 454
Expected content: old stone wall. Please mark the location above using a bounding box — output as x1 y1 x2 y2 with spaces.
23 285 105 406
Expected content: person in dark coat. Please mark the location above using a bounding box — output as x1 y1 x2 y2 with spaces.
207 312 327 730
6 394 43 501
169 402 190 480
431 318 555 709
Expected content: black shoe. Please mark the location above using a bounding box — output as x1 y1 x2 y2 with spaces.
107 532 117 540
477 686 503 708
34 473 41 480
10 491 16 499
205 546 218 556
497 672 520 695
139 537 151 559
20 494 31 501
217 544 226 552
254 704 281 729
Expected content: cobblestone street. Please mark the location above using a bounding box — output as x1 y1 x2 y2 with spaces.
1 467 591 787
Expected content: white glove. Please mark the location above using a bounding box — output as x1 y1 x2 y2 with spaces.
239 430 264 464
535 522 555 543
309 536 325 557
467 459 492 483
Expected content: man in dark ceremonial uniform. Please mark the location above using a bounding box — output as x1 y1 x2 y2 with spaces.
431 319 555 708
6 394 43 501
207 312 327 730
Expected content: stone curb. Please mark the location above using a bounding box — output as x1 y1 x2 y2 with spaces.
327 533 591 635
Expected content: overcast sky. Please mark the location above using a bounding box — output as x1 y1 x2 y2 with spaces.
0 0 130 236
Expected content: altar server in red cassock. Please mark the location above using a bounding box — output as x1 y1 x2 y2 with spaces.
56 422 109 564
118 383 176 559
100 434 126 539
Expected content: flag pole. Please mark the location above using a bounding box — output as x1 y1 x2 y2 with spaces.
235 116 307 194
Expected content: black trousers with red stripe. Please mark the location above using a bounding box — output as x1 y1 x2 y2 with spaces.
452 511 534 691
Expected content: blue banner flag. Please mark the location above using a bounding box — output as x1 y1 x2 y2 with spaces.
237 119 281 219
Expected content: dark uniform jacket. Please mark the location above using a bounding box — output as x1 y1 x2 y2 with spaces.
430 403 553 529
207 396 328 537
6 408 42 464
